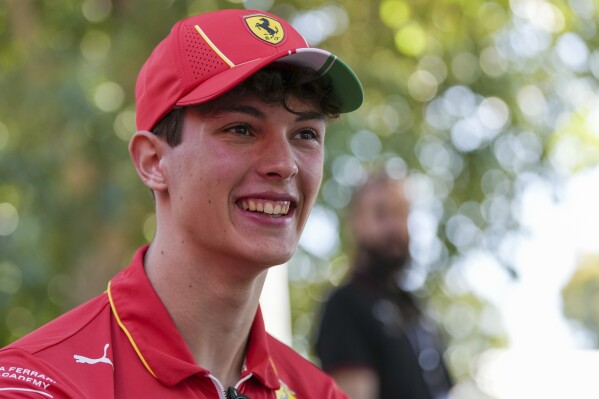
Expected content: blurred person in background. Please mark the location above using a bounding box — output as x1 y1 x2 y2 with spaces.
315 173 453 399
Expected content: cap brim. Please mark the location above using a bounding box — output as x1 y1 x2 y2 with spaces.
176 48 363 113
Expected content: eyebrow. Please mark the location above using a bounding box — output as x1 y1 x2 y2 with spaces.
217 105 265 118
295 111 327 122
213 105 326 122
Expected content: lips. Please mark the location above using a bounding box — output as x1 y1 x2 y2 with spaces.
238 198 293 216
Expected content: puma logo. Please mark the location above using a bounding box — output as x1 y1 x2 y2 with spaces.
73 343 113 368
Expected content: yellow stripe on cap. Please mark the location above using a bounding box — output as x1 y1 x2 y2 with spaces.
195 24 235 68
107 280 158 379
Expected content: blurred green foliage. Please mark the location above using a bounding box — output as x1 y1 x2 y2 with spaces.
1 0 599 389
562 253 599 347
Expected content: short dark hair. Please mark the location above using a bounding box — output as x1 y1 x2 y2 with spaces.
152 65 342 146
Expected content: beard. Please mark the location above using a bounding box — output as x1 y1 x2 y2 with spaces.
355 240 409 281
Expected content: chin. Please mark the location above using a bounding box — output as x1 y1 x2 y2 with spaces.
267 253 295 268
254 248 295 268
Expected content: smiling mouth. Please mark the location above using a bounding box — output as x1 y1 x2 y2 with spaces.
238 199 293 216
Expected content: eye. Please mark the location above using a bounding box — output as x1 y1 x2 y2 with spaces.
295 128 320 141
227 124 252 136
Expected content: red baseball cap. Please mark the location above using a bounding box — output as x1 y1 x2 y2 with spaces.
135 9 364 131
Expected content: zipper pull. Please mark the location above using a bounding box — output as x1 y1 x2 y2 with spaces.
226 387 250 399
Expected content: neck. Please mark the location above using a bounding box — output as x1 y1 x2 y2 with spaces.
143 237 267 388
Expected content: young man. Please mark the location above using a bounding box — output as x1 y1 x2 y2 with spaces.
315 175 453 399
0 9 362 398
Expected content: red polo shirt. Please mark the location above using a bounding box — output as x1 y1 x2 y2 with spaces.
0 246 347 398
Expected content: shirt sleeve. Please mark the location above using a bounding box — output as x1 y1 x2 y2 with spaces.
315 287 377 372
0 348 85 399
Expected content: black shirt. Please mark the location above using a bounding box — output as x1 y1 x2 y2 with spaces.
315 279 453 399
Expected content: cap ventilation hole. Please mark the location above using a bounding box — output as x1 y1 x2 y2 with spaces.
184 23 228 81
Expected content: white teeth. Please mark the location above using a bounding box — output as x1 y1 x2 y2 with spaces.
264 203 274 214
239 199 291 216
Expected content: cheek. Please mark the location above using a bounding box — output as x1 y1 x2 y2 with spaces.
169 151 215 207
300 152 324 193
358 223 379 242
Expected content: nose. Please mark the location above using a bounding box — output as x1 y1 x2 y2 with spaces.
255 134 298 180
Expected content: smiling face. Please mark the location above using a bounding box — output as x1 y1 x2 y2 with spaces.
157 95 326 269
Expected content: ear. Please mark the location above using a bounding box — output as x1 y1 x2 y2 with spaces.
129 131 169 192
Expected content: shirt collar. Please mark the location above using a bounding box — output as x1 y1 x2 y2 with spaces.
108 245 280 389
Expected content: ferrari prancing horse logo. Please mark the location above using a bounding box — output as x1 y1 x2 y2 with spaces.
245 15 284 44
